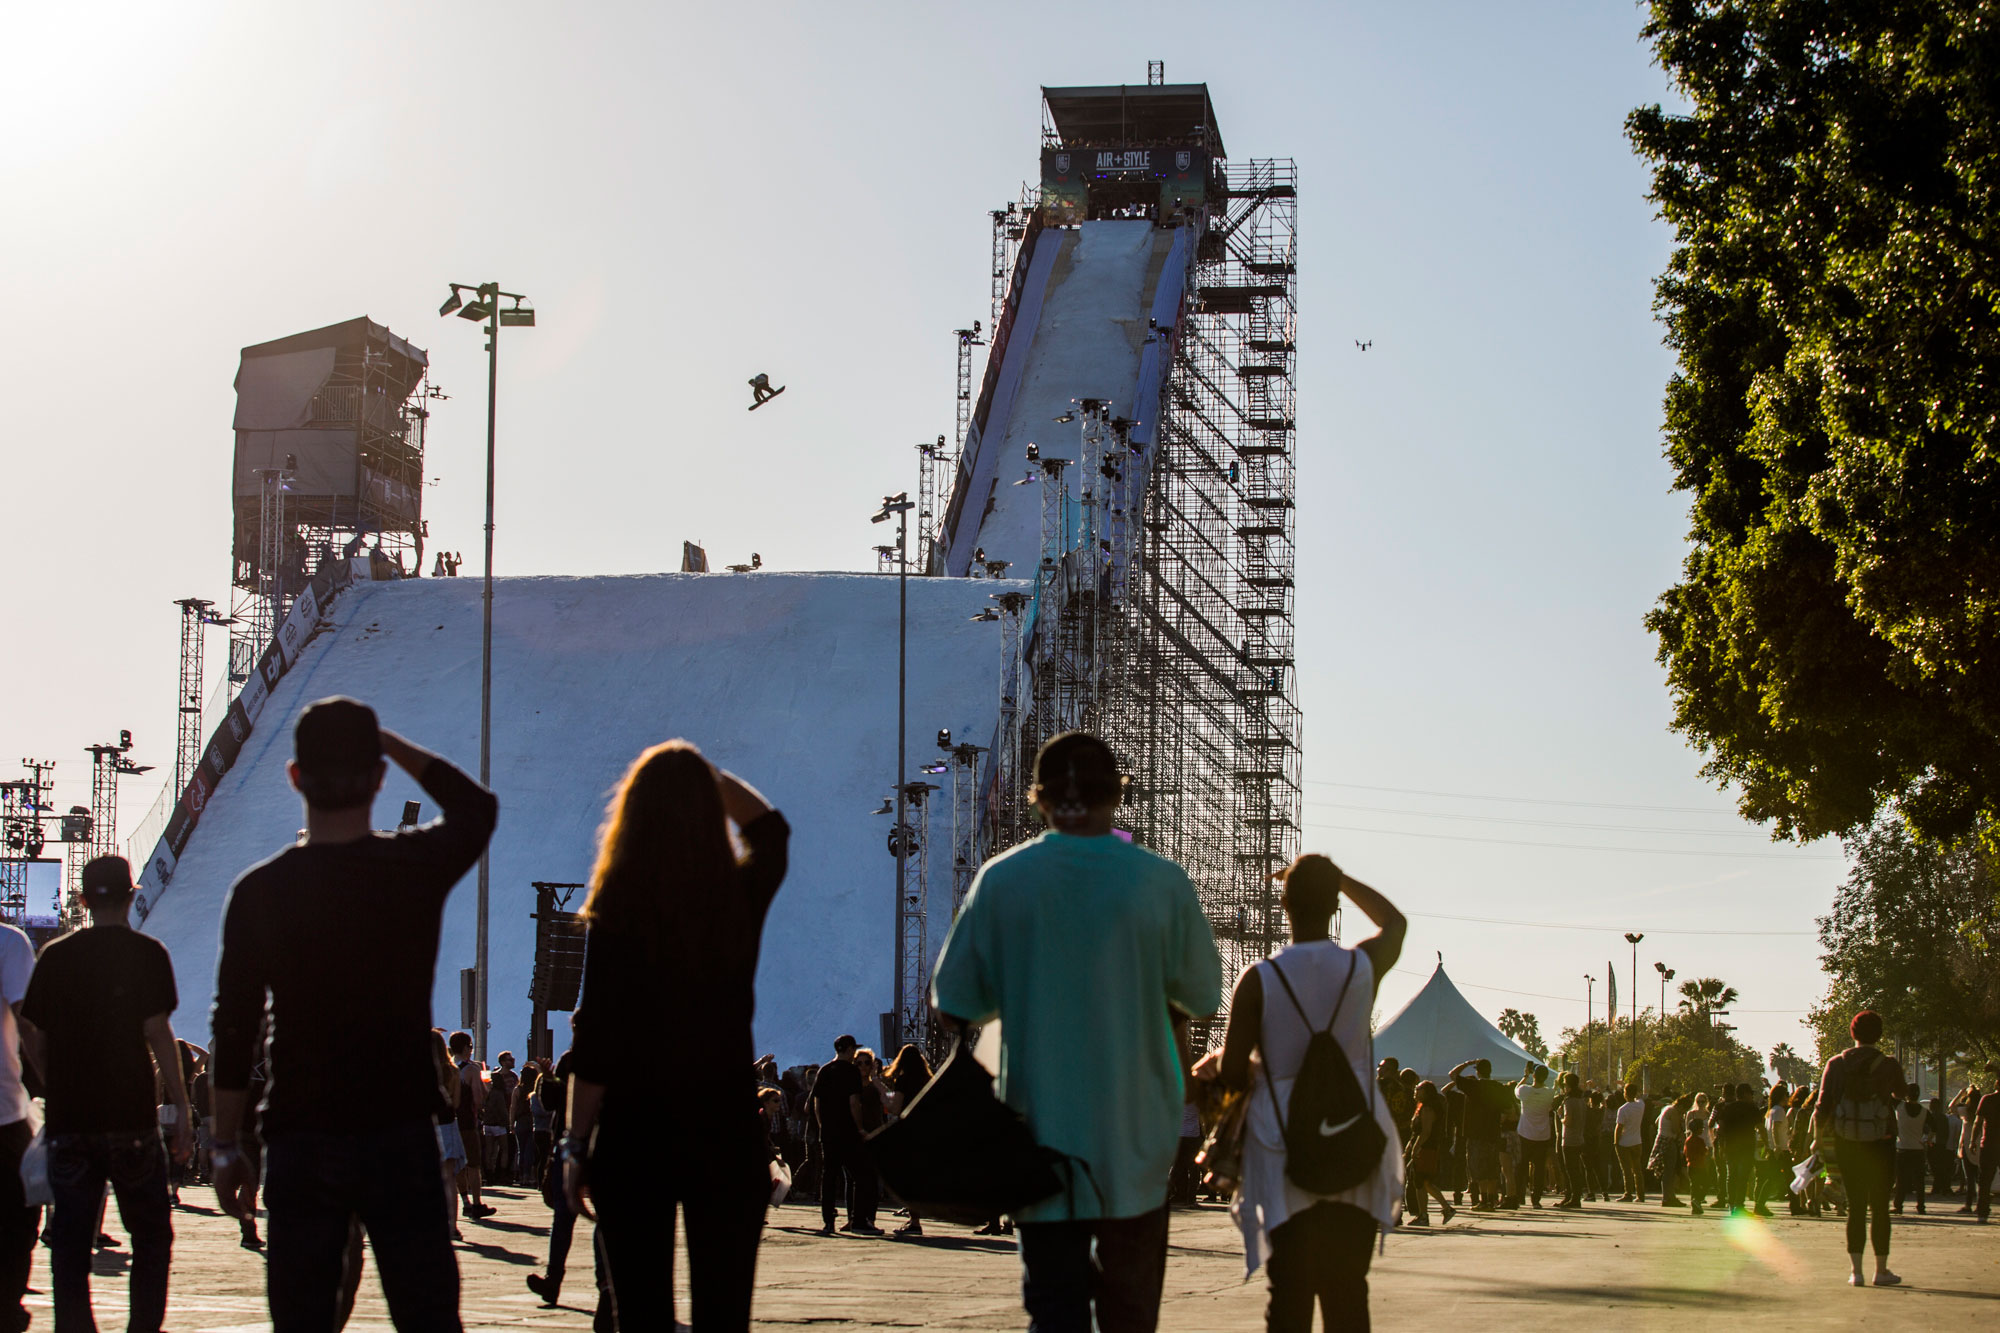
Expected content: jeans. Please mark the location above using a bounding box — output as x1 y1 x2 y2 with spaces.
1721 1144 1755 1211
1894 1148 1926 1210
1974 1155 1995 1221
1265 1201 1375 1333
1835 1137 1893 1258
543 1196 611 1304
1017 1205 1169 1333
590 1123 766 1332
818 1139 874 1230
1520 1137 1551 1199
0 1120 38 1328
262 1119 461 1333
1616 1144 1645 1198
48 1130 172 1333
1561 1146 1590 1203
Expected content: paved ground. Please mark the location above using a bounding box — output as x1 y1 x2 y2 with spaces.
45 1186 2000 1329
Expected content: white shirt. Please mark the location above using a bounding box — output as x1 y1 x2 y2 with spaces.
1517 1084 1557 1141
1895 1103 1928 1151
0 925 34 1124
1615 1097 1645 1147
1767 1106 1790 1153
1233 940 1402 1278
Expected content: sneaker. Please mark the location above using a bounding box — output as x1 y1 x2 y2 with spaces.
1848 1273 1865 1287
1873 1271 1901 1287
1407 1213 1430 1227
814 1225 837 1236
1440 1201 1457 1224
1754 1205 1774 1218
464 1203 497 1219
93 1234 120 1250
892 1221 924 1238
526 1274 561 1307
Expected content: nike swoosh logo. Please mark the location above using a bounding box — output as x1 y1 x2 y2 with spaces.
1318 1114 1362 1137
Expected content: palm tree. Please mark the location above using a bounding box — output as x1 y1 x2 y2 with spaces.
1768 1042 1814 1086
1677 977 1739 1025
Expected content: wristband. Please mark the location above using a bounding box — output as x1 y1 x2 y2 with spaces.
210 1145 242 1169
557 1136 588 1164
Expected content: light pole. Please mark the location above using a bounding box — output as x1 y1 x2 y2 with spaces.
440 281 534 1063
872 492 915 1045
1624 932 1644 1069
1655 962 1674 1026
1584 975 1595 1081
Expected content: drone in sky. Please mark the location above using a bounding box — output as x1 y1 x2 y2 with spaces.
1354 339 1374 351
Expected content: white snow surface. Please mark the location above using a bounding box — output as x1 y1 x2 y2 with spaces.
142 571 1019 1067
947 221 1188 576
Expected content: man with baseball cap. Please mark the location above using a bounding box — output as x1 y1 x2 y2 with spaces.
932 732 1222 1332
208 697 497 1332
21 855 191 1333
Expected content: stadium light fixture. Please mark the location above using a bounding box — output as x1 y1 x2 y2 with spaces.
440 279 535 1063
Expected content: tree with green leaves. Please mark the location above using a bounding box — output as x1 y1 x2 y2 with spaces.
1629 0 2000 844
1676 976 1740 1027
1768 1041 1816 1087
1498 1008 1550 1061
1814 814 2000 1060
1630 1033 1761 1097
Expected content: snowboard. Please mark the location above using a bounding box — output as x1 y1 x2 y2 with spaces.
748 385 787 411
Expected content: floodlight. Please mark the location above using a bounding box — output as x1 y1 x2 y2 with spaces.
119 730 132 750
458 299 493 322
439 288 464 317
499 305 535 327
936 729 951 749
1026 443 1040 461
970 609 999 622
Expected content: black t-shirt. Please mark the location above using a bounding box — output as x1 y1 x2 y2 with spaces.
210 756 497 1138
22 926 178 1134
1463 1078 1501 1140
568 810 790 1131
1715 1099 1762 1146
811 1059 865 1144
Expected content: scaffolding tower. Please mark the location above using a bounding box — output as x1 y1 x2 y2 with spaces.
0 761 55 924
174 599 229 799
229 319 430 682
943 84 1302 1038
69 736 151 927
893 780 938 1052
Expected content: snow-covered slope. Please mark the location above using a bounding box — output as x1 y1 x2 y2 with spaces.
945 221 1191 576
142 571 1017 1066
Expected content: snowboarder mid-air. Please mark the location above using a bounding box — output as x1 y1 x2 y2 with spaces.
747 372 786 410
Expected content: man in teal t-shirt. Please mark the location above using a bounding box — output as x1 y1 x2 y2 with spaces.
932 732 1222 1332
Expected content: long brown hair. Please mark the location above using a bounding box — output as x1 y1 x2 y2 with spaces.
582 740 745 965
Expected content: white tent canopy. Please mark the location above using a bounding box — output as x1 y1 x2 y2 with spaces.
1374 961 1538 1083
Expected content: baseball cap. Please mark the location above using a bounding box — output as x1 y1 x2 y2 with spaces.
295 697 381 774
80 855 134 904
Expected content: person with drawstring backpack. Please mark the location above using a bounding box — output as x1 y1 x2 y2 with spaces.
1813 1009 1908 1287
1193 854 1406 1333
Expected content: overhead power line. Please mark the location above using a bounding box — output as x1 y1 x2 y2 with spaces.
1404 910 1811 937
1305 798 1780 839
1305 779 1754 817
1305 820 1843 861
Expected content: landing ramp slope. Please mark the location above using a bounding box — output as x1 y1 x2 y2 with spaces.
142 572 1012 1066
946 220 1192 576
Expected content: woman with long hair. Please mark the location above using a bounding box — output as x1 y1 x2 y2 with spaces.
560 742 789 1331
881 1044 932 1238
1405 1081 1455 1227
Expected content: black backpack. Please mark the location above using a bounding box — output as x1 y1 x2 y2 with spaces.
1262 951 1386 1196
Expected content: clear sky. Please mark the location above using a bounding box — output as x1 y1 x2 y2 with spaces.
0 1 1843 1064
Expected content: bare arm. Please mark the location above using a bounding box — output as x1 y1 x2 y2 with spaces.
1448 1060 1477 1082
1339 869 1406 988
143 1014 192 1162
1214 966 1263 1092
16 1008 42 1084
378 727 438 779
562 1075 606 1217
714 768 774 828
